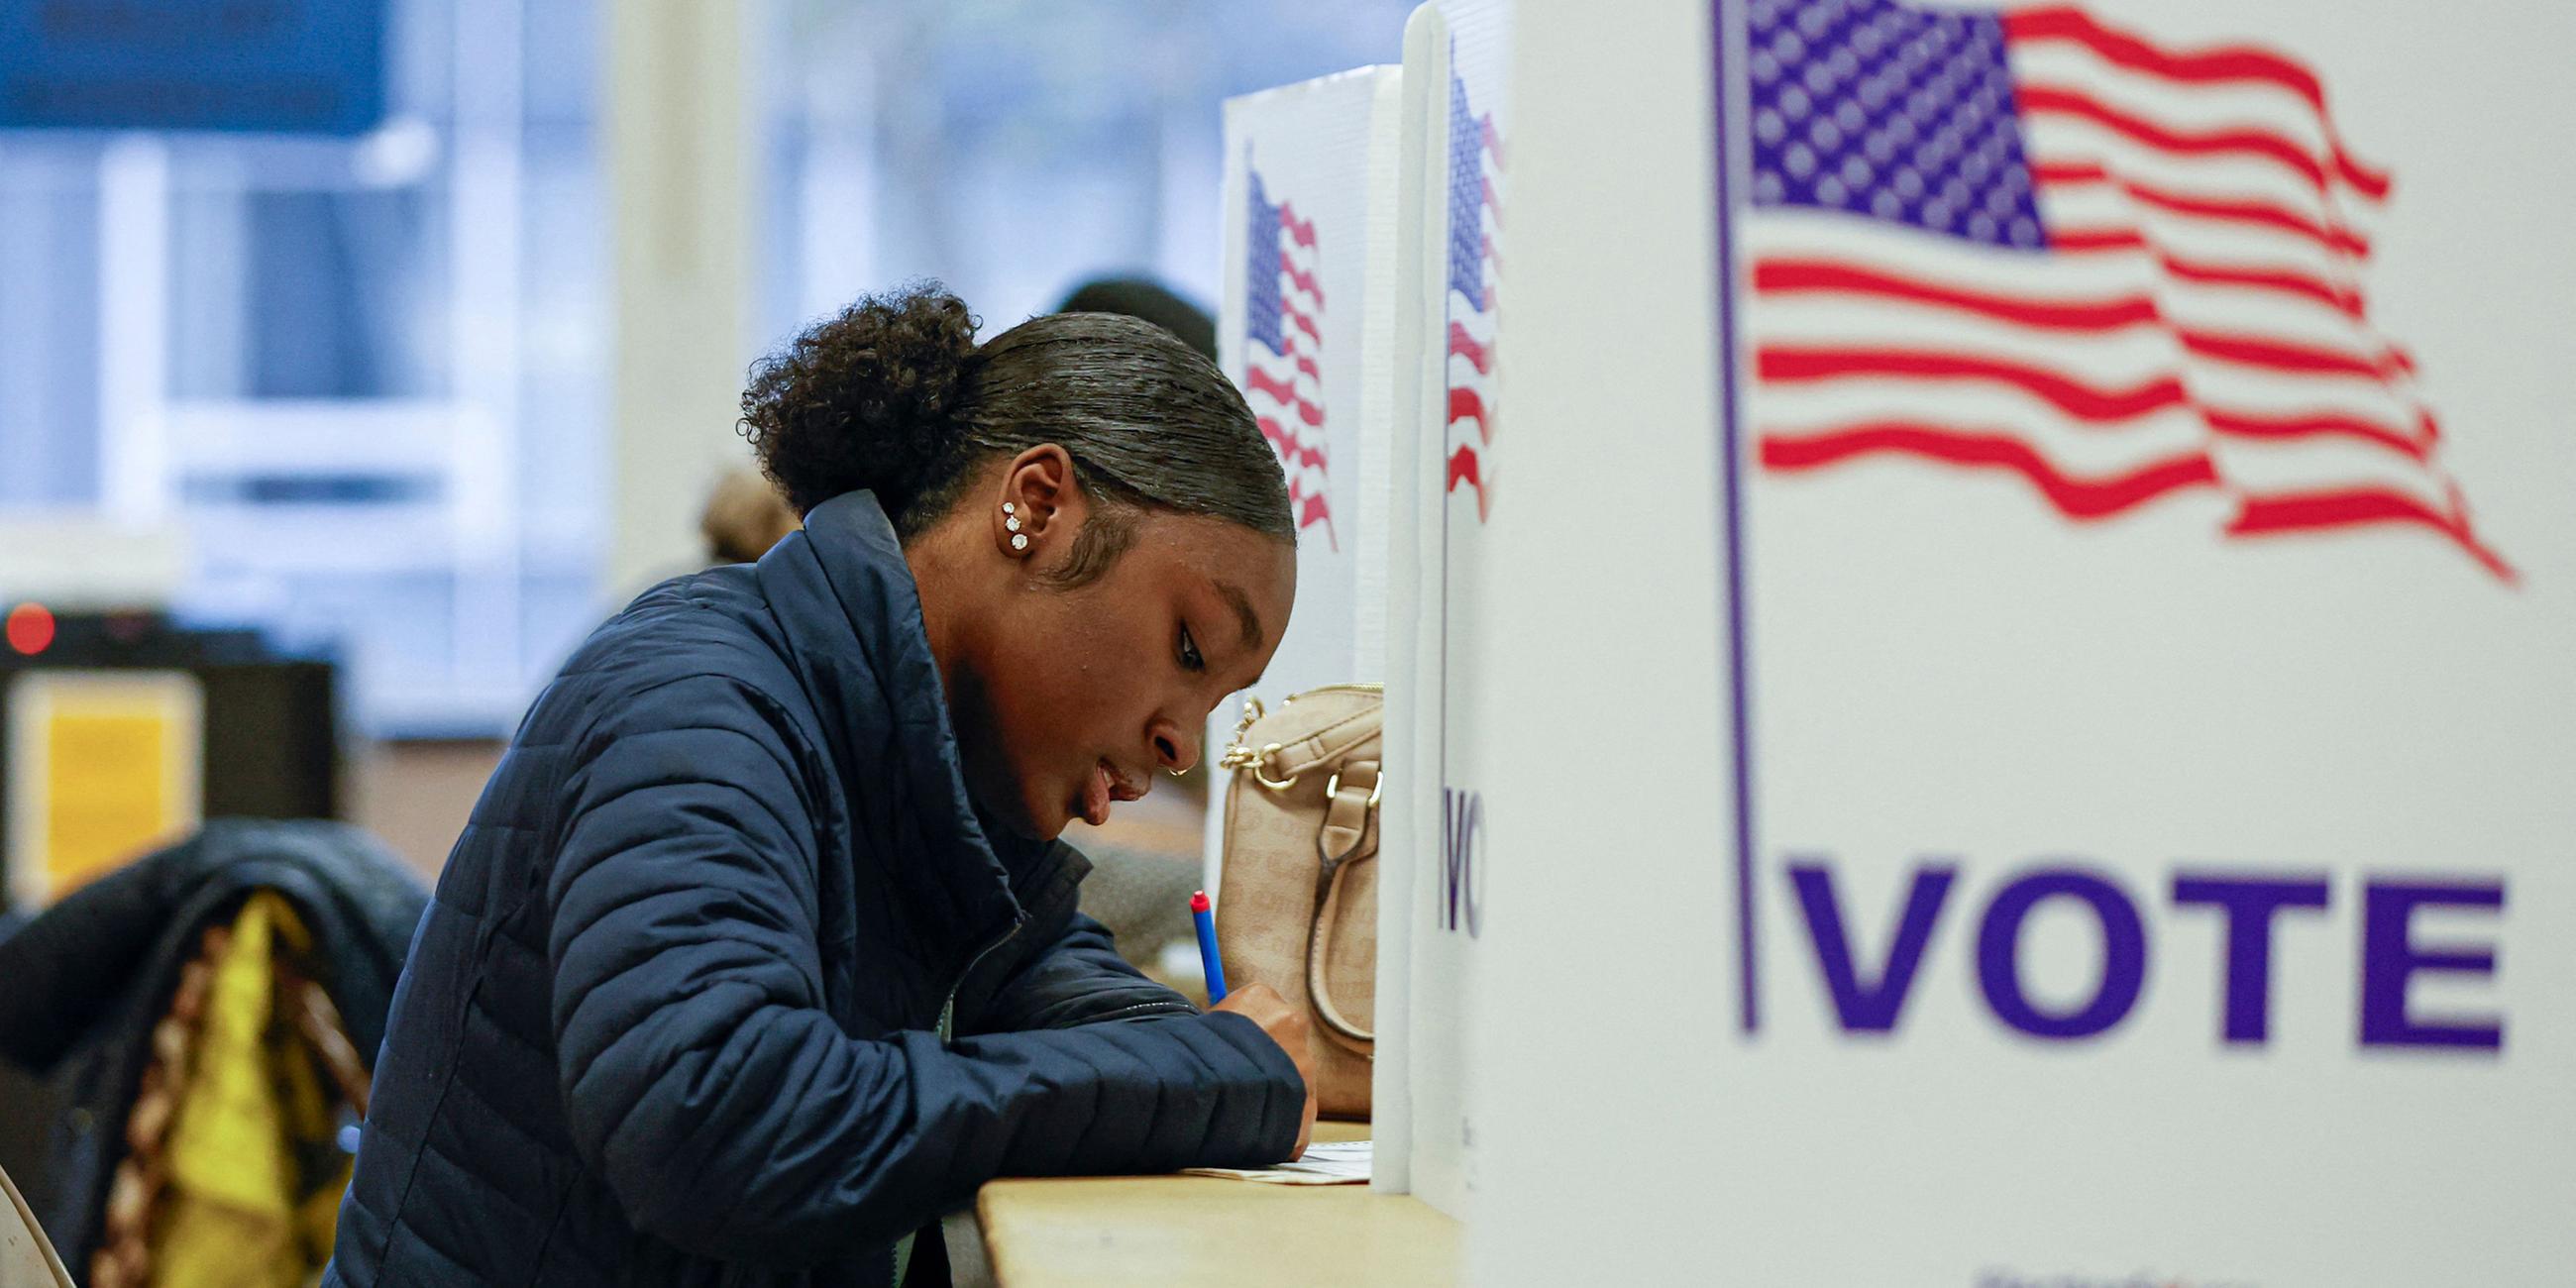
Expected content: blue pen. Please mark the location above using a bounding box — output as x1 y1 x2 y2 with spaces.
1191 890 1229 1003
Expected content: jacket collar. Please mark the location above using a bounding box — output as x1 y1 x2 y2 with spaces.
752 490 1084 954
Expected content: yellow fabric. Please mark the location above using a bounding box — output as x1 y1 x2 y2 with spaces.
152 892 350 1288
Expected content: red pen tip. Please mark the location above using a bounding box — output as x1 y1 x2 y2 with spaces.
1190 890 1212 913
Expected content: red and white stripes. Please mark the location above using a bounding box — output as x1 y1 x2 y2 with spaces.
1448 108 1504 522
1749 3 2511 581
1245 200 1337 545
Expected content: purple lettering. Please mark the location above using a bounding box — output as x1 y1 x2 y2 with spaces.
2171 873 2330 1045
1977 868 2147 1040
1440 788 1482 938
1786 861 1957 1033
2360 880 2504 1051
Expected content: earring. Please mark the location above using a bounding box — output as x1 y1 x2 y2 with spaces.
1003 503 1028 552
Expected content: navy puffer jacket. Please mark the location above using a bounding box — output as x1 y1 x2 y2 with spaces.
323 491 1304 1287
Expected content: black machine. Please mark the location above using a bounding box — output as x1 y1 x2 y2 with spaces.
0 607 340 917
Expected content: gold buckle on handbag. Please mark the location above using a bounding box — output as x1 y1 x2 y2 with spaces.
1218 685 1387 793
1216 696 1303 790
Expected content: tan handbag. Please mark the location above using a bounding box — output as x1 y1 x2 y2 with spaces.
1213 684 1380 1120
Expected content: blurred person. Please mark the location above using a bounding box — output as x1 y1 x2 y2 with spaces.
323 285 1314 1288
1054 275 1218 362
701 468 803 564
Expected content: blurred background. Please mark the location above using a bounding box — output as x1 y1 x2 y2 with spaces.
0 0 1407 879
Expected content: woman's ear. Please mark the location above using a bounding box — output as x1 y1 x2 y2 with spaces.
995 444 1087 561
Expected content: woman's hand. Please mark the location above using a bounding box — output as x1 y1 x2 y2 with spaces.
1211 983 1318 1158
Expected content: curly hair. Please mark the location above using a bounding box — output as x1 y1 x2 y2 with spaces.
737 283 1292 583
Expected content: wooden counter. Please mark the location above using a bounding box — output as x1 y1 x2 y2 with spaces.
974 1123 1460 1287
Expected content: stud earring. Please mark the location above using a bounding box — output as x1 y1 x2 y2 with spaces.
1003 502 1028 551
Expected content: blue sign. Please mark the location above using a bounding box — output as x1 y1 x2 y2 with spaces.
0 0 386 135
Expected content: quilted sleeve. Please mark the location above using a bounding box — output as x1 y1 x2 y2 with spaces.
965 912 1199 1033
545 675 1304 1270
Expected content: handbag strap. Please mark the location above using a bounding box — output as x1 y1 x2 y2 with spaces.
1306 758 1379 1050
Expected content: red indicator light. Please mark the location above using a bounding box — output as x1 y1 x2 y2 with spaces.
6 602 55 656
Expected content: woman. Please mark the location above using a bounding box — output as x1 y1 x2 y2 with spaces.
324 287 1317 1287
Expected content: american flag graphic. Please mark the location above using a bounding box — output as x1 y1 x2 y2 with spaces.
1243 168 1335 546
1447 70 1503 521
1744 0 2513 582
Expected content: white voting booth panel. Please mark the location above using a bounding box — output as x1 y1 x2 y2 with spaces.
1463 1 1735 1281
1211 3 1510 1217
1206 65 1402 881
1207 62 1420 1180
1374 0 1512 1221
1216 66 1403 693
1473 0 2576 1283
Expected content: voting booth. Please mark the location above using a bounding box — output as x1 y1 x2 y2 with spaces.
1466 0 2576 1283
1377 0 1512 1222
1211 1 1515 1220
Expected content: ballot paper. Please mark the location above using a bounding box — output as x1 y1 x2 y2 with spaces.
1182 1139 1372 1185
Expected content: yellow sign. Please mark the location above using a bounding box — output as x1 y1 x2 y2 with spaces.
8 671 202 907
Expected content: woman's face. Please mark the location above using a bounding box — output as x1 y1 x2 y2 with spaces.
955 498 1296 840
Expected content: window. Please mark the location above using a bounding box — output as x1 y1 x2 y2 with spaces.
0 0 606 734
754 0 1415 340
